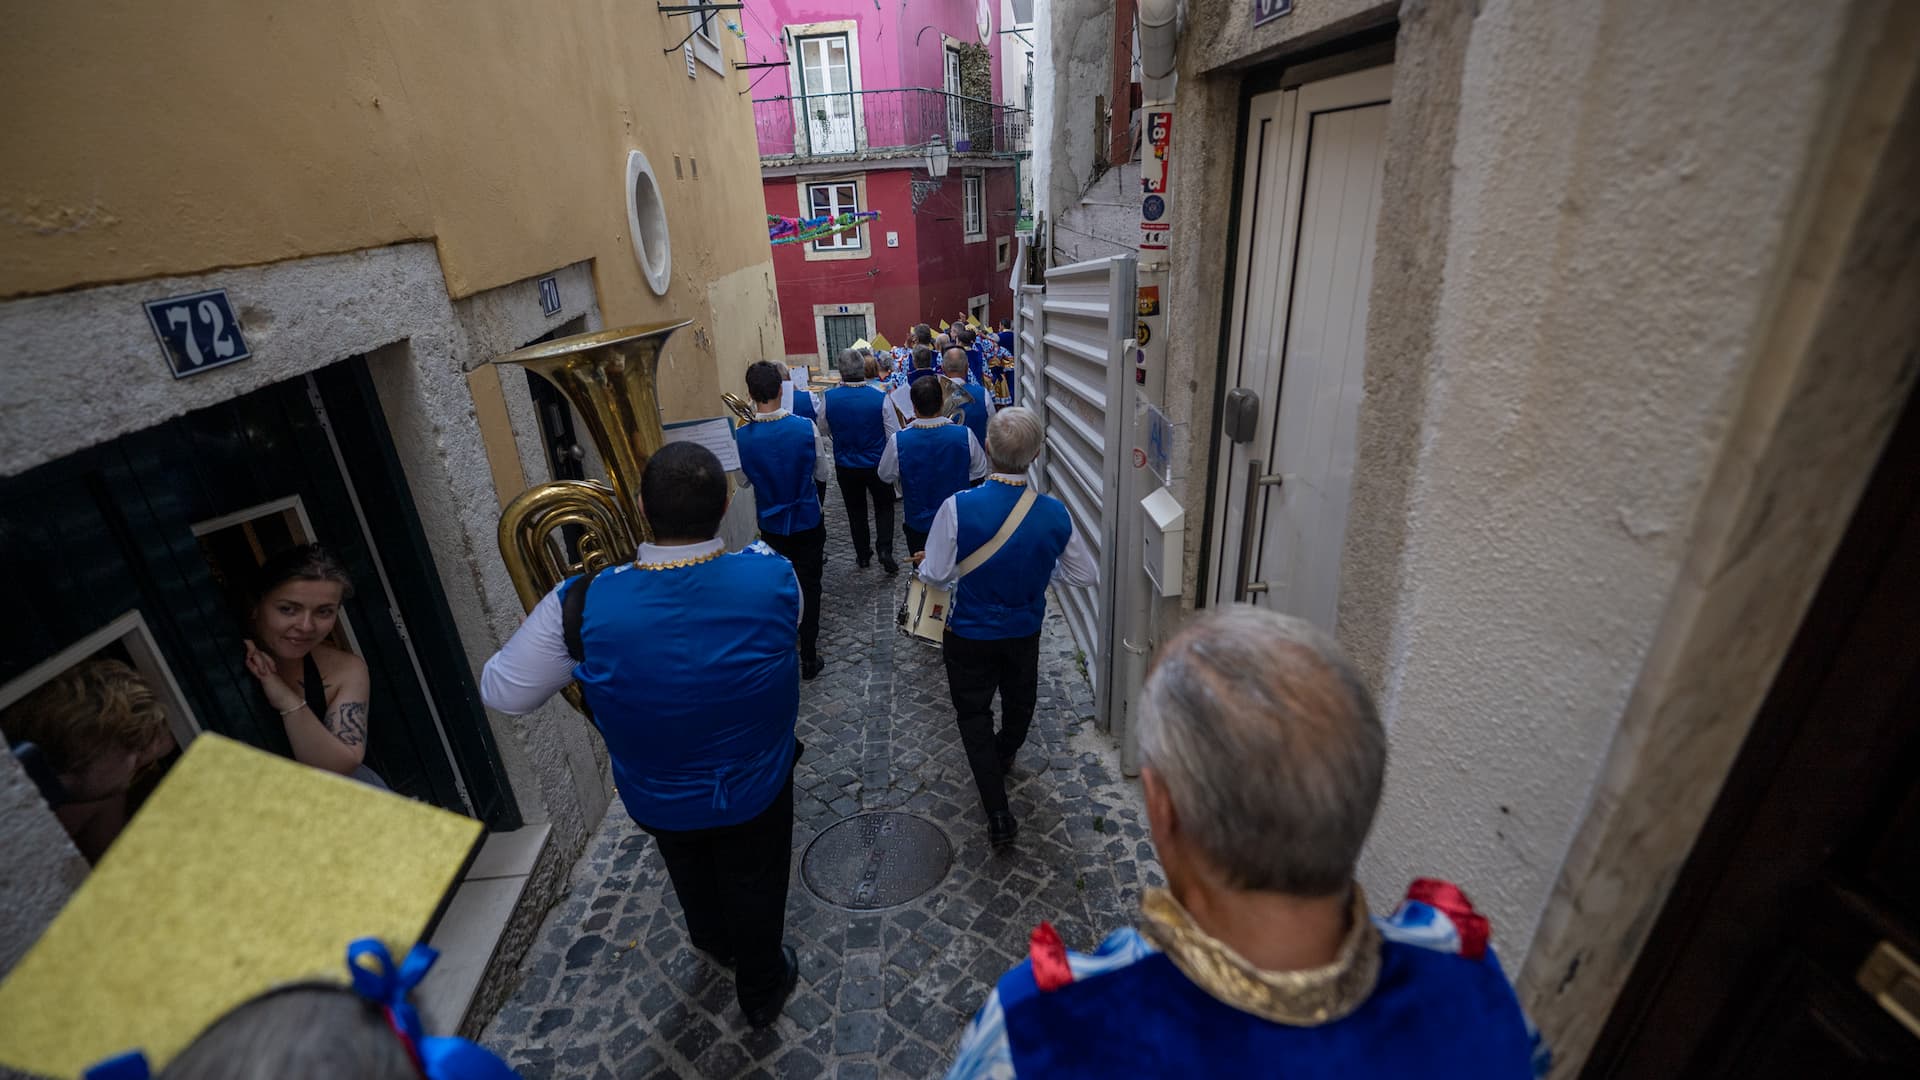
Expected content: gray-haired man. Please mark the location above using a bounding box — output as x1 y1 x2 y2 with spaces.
946 606 1544 1078
917 407 1097 846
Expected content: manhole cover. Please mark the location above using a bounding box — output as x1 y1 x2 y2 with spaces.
801 812 953 910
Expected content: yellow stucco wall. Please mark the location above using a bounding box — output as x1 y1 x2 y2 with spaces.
0 0 780 418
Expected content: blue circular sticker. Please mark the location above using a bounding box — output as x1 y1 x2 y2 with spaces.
1142 195 1166 221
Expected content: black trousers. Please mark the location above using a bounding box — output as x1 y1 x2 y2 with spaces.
942 631 1042 817
903 524 930 558
835 465 895 561
759 523 824 662
642 773 795 1014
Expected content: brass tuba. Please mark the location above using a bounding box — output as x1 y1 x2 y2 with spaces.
494 320 691 710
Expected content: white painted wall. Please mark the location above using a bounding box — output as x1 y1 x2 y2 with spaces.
1030 0 1056 228
0 750 87 973
1346 0 1858 965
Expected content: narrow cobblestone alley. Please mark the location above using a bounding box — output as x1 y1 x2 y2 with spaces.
482 493 1162 1078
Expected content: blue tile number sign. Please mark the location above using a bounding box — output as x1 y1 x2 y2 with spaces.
143 289 251 378
1254 0 1293 27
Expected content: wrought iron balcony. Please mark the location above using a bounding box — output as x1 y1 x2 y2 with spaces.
753 88 1030 163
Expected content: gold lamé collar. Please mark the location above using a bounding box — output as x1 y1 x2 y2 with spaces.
1138 885 1380 1026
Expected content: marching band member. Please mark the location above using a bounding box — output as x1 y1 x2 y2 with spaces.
947 606 1545 1078
736 360 829 679
885 346 942 436
479 442 804 1028
877 376 989 557
942 346 993 447
820 347 899 575
917 408 1096 846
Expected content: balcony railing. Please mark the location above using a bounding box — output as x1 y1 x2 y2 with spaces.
753 88 1029 162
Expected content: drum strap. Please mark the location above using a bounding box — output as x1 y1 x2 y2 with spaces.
957 487 1038 578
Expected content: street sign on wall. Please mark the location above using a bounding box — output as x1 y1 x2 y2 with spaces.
143 289 251 379
1254 0 1294 27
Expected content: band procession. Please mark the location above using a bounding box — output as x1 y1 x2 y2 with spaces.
5 0 1917 1077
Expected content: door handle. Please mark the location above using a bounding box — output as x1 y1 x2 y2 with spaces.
1858 939 1920 1040
1232 461 1284 602
1223 388 1260 444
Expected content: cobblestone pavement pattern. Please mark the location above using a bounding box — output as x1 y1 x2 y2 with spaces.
483 492 1162 1079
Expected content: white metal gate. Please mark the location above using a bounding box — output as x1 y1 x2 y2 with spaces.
1014 251 1136 729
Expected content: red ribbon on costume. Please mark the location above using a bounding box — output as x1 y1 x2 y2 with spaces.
1029 921 1074 992
1407 878 1490 961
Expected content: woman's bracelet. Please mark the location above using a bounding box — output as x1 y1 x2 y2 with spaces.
277 702 308 717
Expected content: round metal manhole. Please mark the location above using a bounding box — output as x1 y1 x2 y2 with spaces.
801 812 953 910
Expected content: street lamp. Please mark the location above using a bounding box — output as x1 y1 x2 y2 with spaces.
924 134 950 178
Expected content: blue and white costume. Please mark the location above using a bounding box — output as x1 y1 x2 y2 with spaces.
479 540 802 831
947 881 1550 1080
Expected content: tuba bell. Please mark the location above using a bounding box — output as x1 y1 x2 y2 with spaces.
494 320 690 712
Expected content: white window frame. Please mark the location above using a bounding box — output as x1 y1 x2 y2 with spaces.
685 1 725 76
963 172 987 242
785 20 865 154
967 293 991 328
943 38 966 143
797 175 872 263
0 610 202 751
812 302 876 366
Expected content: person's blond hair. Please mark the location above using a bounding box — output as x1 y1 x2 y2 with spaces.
0 658 169 775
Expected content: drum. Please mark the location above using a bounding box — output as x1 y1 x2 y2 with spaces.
898 573 951 645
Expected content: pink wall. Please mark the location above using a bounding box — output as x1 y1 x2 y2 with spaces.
765 167 1017 359
743 0 1004 101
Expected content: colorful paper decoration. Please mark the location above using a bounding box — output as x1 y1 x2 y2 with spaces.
870 332 893 351
767 211 879 247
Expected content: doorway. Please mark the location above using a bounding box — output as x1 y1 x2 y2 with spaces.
0 358 519 830
1207 65 1391 627
1582 385 1920 1076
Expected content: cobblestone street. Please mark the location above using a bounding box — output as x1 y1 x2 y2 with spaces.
482 494 1161 1078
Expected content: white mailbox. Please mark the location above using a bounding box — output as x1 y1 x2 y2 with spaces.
1141 486 1185 597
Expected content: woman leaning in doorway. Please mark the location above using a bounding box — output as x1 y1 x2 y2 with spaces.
241 544 386 788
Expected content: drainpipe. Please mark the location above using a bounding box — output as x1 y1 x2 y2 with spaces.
1115 0 1180 776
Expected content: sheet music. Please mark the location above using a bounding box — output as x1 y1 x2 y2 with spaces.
661 416 742 472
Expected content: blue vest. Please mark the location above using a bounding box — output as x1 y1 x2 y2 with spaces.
734 414 821 535
947 481 1073 640
906 365 941 387
994 935 1538 1079
823 384 888 469
895 423 973 533
791 389 817 422
952 382 990 445
564 548 799 831
964 346 986 385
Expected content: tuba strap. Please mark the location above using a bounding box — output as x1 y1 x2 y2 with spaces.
562 566 607 664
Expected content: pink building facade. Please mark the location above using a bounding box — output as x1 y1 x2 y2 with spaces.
744 0 1029 363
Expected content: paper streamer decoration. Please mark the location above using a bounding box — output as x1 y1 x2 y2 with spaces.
768 211 880 247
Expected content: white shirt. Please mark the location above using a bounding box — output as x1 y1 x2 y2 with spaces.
917 477 1099 591
478 539 801 716
876 418 991 487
